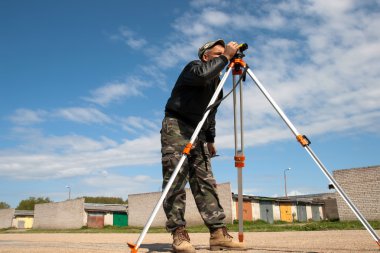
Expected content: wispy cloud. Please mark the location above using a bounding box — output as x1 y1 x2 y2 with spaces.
55 107 112 124
120 116 160 134
2 0 379 183
196 0 380 149
83 173 162 196
8 109 47 125
84 77 149 106
0 132 160 180
111 26 147 50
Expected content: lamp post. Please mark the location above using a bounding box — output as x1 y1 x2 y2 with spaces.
65 185 71 200
284 168 291 198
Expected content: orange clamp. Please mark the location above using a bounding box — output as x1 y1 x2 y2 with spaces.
182 143 192 155
296 134 310 147
234 154 245 168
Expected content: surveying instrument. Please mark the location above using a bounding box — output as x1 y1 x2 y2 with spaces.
128 43 380 252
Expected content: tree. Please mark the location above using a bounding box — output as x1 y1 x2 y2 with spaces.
0 201 10 209
16 197 52 210
82 196 127 204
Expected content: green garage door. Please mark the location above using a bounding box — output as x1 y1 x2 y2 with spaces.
113 212 128 227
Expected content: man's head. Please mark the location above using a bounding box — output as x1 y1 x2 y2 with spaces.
198 39 225 62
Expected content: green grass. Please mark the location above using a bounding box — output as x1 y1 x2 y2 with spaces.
2 220 379 234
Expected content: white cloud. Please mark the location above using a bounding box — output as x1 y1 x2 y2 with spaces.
121 116 160 134
202 10 230 27
41 135 118 153
190 0 227 8
111 26 147 50
203 0 380 149
9 109 46 125
55 107 112 124
0 133 161 180
84 77 149 106
2 0 380 184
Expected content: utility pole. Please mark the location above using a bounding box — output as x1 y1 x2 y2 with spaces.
284 168 291 198
65 185 71 200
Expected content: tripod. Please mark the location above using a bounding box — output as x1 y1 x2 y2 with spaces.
128 44 380 253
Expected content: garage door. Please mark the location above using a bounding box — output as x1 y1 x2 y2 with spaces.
113 212 128 227
280 203 293 222
311 205 321 221
87 213 104 228
260 201 274 224
297 204 307 222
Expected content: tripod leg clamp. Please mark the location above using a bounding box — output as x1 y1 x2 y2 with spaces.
234 154 245 168
296 134 311 147
182 143 192 155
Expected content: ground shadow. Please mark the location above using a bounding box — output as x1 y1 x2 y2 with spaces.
140 244 321 253
140 243 172 252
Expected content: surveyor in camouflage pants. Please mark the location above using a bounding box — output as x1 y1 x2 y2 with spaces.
161 116 225 232
161 39 244 252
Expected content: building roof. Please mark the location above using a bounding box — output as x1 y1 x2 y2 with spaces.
231 193 329 205
334 165 380 173
14 210 34 216
84 203 128 213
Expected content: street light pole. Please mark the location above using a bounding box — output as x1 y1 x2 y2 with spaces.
65 185 71 200
284 168 291 198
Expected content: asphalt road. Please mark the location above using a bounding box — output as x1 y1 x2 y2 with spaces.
0 230 379 253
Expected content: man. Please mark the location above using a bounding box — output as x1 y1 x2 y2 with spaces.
161 39 245 252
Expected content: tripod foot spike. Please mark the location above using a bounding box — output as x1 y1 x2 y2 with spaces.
238 232 244 242
376 240 380 248
127 242 138 253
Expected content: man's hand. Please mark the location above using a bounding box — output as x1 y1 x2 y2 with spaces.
207 142 217 157
222 41 240 60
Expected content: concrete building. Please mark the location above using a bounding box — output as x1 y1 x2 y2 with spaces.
333 165 380 221
128 183 233 227
0 208 15 229
33 198 86 229
32 199 128 229
1 201 128 230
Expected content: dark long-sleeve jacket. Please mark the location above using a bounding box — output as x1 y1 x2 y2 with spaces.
165 55 228 143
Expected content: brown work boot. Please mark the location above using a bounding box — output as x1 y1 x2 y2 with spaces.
210 227 245 251
172 226 196 253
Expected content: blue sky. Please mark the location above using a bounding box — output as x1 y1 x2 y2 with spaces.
1 0 380 208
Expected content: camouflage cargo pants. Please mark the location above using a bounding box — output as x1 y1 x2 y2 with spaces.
161 116 226 232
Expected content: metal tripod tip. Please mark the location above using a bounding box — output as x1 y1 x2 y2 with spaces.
127 242 138 253
376 240 380 248
238 232 244 242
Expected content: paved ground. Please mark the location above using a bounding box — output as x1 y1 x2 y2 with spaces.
0 230 379 253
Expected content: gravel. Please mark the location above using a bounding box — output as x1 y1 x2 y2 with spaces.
0 230 379 253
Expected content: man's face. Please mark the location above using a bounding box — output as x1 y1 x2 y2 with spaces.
202 44 225 62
